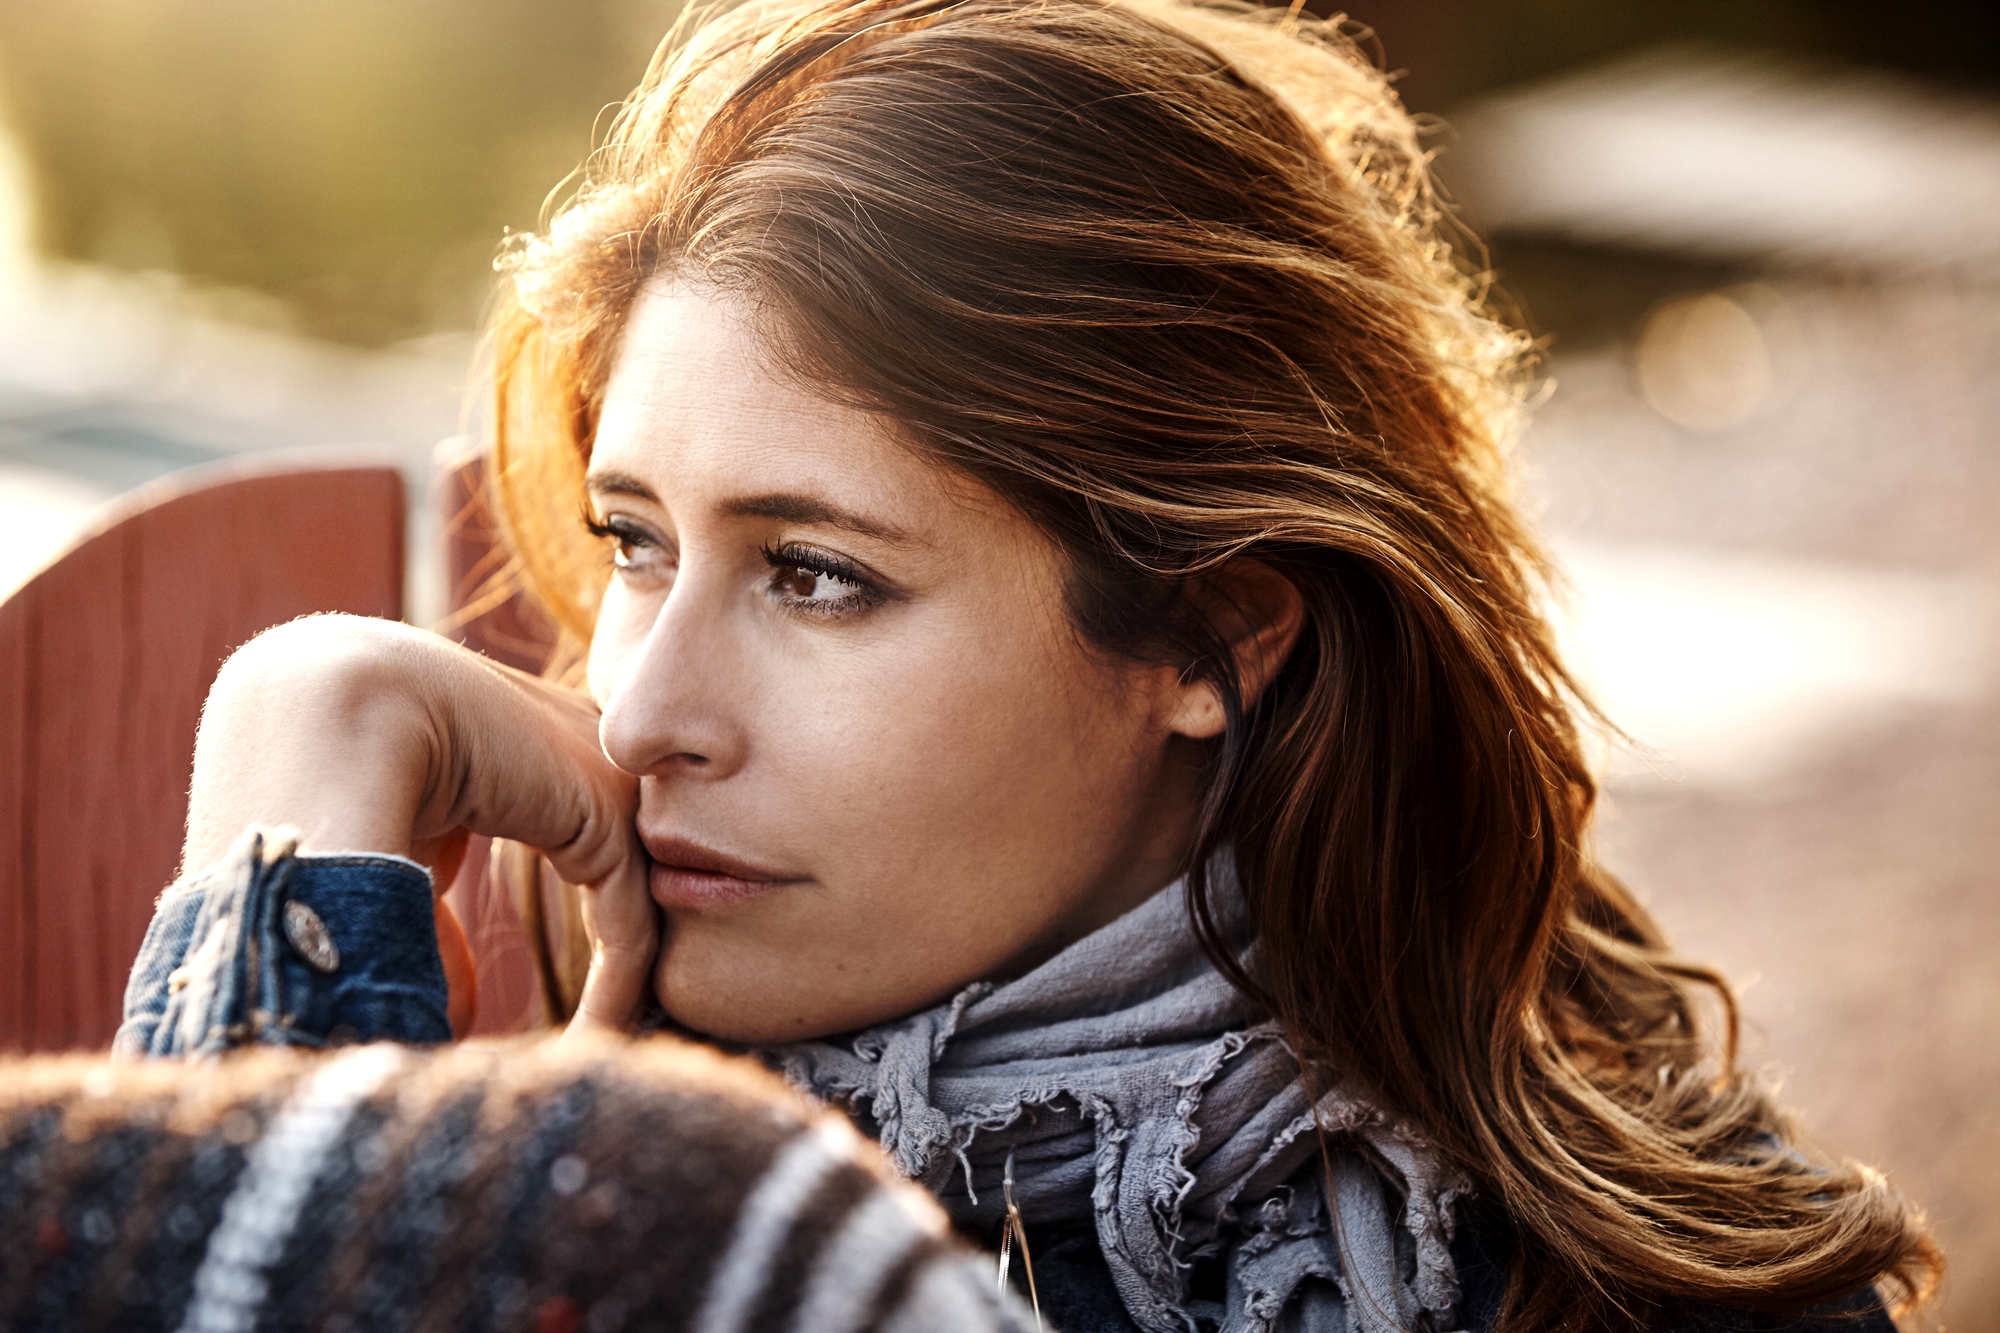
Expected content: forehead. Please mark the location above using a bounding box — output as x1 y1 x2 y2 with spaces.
591 280 936 512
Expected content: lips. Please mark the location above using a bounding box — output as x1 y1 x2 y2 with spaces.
640 834 806 911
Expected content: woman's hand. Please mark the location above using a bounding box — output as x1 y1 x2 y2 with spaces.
183 614 658 1037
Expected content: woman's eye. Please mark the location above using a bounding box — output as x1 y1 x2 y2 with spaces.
762 544 877 612
584 514 668 574
773 565 858 600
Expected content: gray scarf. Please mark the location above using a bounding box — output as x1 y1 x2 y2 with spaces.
772 860 1469 1333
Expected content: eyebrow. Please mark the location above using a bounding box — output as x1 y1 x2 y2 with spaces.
586 470 660 502
722 493 915 544
585 470 913 545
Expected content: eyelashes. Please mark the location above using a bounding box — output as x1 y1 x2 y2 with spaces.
582 511 659 570
580 510 885 616
759 541 884 614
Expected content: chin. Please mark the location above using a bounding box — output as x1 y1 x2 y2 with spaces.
652 947 831 1044
652 929 959 1044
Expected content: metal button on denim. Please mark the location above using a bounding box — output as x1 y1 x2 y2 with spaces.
284 900 341 973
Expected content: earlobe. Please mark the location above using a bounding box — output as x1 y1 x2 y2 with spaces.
1167 676 1230 740
1164 560 1306 741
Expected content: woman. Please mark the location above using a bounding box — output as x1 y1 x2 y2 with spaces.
116 0 1939 1329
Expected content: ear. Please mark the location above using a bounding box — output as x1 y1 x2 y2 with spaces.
1165 559 1306 740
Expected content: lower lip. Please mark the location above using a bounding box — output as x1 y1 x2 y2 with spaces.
649 863 795 911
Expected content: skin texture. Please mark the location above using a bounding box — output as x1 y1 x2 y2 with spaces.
181 280 1302 1043
182 615 654 1034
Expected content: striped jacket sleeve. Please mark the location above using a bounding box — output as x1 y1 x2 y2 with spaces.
6 1010 1039 1333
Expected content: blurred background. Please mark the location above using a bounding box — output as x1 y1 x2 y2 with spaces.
0 0 1994 1323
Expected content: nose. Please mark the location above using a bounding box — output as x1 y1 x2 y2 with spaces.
595 577 748 780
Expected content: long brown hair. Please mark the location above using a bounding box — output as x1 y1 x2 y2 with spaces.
485 0 1940 1325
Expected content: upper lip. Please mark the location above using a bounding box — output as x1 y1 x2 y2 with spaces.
639 833 804 883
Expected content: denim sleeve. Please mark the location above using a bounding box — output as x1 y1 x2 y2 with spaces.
113 826 452 1057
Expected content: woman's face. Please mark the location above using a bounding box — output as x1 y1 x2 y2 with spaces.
585 281 1216 1041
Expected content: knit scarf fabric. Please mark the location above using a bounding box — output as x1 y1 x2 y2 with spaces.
771 861 1470 1333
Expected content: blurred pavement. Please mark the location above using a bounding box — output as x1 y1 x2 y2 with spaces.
1465 53 2000 1326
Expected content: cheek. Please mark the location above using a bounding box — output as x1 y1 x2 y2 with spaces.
794 603 1152 873
883 647 1124 822
654 601 1172 1040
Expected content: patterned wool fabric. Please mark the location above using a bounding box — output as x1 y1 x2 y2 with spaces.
0 1037 1034 1333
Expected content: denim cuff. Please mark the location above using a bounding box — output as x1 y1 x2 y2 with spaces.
114 827 452 1058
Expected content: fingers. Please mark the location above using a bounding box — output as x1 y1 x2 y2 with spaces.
183 617 661 1037
414 639 661 1035
561 940 655 1042
560 851 662 1042
392 645 634 893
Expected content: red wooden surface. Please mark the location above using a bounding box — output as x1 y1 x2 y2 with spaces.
435 448 562 1036
0 459 404 1052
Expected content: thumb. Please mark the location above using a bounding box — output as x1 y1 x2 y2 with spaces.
559 847 661 1042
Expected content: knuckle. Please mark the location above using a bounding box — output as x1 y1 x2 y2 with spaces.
217 614 394 689
205 616 431 734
